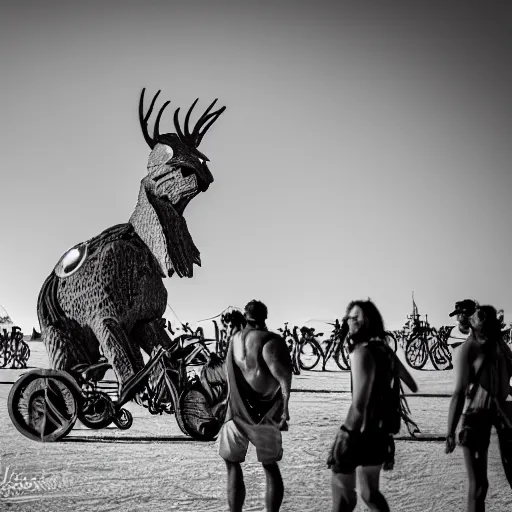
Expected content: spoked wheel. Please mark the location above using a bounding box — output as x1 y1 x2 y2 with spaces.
405 337 428 370
334 342 350 371
8 371 79 442
78 391 115 429
429 340 453 371
178 385 221 441
298 340 323 370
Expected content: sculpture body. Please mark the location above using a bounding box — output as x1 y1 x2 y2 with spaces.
37 89 225 393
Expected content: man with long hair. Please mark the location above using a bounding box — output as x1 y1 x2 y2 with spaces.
445 302 512 512
218 300 293 512
328 299 418 512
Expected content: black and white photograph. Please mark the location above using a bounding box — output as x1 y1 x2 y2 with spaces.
1 1 512 511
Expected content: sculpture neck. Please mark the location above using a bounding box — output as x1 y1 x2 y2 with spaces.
129 181 201 278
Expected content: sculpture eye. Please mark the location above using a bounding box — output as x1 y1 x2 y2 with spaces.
163 145 174 160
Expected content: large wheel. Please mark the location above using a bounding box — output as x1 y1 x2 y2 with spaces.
429 340 453 371
178 385 221 441
8 371 79 442
405 337 428 370
298 340 323 370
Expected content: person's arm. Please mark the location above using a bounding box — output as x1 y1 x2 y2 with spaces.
262 335 293 429
446 341 471 453
343 346 375 433
393 354 418 393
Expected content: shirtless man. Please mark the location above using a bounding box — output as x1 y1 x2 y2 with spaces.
218 300 293 512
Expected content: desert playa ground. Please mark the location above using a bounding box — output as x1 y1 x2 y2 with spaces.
1 342 511 512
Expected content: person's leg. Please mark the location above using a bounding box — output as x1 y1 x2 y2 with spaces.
462 446 489 512
219 420 250 511
357 465 389 512
226 461 245 512
331 471 357 512
262 462 284 512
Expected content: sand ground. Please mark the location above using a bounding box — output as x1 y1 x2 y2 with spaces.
1 342 511 512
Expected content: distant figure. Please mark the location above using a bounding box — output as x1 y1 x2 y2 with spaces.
327 299 418 512
447 299 477 352
219 300 293 512
446 303 512 511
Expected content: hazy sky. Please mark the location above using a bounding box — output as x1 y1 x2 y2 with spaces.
1 1 511 334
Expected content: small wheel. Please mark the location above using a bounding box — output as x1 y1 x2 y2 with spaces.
113 408 133 430
78 391 115 429
405 337 428 370
429 340 453 371
298 340 322 371
178 386 221 441
8 371 78 442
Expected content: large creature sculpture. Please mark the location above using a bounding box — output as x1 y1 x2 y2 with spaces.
37 89 226 398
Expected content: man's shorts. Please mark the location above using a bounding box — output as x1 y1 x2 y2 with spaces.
218 418 283 464
330 430 392 474
458 409 494 451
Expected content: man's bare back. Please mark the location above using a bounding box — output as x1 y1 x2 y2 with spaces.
232 327 284 397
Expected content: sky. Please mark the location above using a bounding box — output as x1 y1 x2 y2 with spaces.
1 0 512 335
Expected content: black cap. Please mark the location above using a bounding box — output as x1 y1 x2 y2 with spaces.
449 299 478 318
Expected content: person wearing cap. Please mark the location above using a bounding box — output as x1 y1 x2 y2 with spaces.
218 299 293 512
445 302 512 512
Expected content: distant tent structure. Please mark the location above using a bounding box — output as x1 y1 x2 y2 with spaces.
0 304 14 332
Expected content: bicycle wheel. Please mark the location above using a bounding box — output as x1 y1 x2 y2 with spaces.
405 338 428 370
8 371 78 442
113 408 133 430
78 391 115 429
0 346 12 368
178 385 221 441
298 340 323 370
429 340 453 371
10 342 31 369
333 342 350 371
161 373 189 436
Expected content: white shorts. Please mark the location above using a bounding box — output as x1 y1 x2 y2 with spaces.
218 418 283 464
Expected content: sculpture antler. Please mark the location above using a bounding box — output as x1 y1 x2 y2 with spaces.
139 88 225 151
174 98 226 149
139 88 171 150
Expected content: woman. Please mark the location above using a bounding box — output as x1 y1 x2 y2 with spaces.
327 300 418 512
446 304 512 512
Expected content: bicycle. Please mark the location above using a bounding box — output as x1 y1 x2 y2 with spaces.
0 326 30 369
8 338 223 442
404 320 453 371
277 323 301 375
